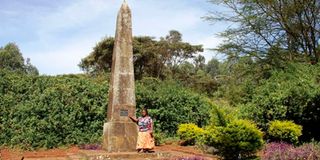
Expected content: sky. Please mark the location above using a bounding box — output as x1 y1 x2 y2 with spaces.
0 0 229 75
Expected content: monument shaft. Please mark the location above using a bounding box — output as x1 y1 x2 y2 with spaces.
103 2 138 152
107 0 135 122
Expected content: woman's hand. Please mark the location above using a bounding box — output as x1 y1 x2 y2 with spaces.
129 115 138 123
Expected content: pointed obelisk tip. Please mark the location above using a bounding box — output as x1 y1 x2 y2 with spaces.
123 0 128 5
121 0 128 7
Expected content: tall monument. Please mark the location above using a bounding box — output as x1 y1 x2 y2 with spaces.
103 1 138 152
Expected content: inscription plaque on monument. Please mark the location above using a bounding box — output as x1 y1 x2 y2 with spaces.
102 0 138 152
120 109 129 116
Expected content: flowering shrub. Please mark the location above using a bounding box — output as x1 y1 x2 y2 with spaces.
262 142 320 160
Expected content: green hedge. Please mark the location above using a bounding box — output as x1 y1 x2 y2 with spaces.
239 63 320 141
0 72 108 149
136 78 211 136
0 71 211 149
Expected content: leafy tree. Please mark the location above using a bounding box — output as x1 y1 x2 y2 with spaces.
160 30 203 75
0 43 25 72
79 37 114 74
213 56 260 105
0 43 39 75
194 55 206 71
206 0 320 64
205 58 220 78
79 30 203 79
25 58 39 75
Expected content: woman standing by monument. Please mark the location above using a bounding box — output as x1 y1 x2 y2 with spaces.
129 108 155 153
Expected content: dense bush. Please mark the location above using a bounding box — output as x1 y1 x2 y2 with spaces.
153 132 166 146
262 142 320 160
268 120 302 144
239 63 320 140
208 102 237 127
177 123 204 145
0 71 108 149
0 71 210 149
202 119 264 160
136 78 211 136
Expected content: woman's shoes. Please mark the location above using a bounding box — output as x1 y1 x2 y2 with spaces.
143 149 155 153
137 149 155 153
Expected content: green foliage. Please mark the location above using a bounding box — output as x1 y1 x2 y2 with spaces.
213 57 261 106
202 119 264 160
207 0 320 64
136 78 211 136
0 43 25 72
0 70 107 149
79 30 203 80
0 43 38 75
153 132 165 146
239 63 320 140
177 123 204 145
205 58 220 78
268 120 302 144
25 58 39 75
208 102 237 127
0 71 210 149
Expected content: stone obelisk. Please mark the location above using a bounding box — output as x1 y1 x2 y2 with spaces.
103 1 138 152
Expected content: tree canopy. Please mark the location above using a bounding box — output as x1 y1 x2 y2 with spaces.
79 30 203 80
0 43 39 75
206 0 320 65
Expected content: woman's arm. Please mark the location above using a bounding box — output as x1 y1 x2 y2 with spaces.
129 116 138 123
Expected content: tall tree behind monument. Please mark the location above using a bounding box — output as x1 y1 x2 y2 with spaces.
102 1 138 152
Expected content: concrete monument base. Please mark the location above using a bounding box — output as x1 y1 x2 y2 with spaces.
102 122 138 152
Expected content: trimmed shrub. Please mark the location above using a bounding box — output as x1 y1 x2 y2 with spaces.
268 120 302 144
262 142 320 160
177 123 204 145
202 119 264 160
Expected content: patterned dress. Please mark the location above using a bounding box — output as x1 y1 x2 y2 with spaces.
136 116 155 149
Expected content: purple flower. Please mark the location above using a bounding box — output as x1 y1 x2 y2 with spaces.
262 142 320 160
